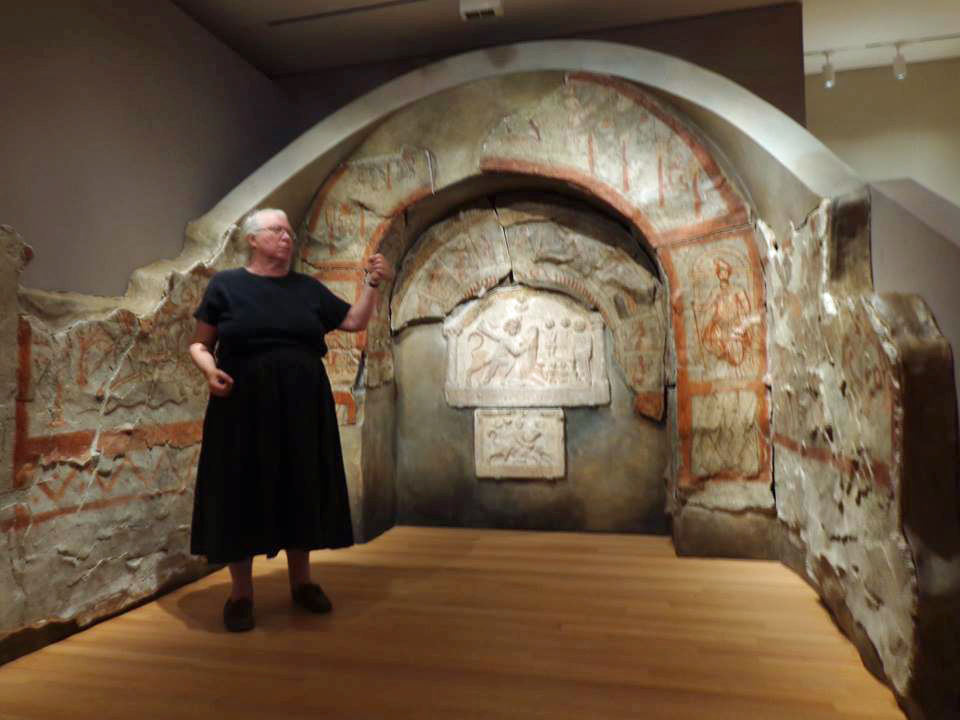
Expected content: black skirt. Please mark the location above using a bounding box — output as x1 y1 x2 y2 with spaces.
190 344 354 563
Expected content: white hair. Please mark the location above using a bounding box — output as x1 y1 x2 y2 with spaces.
237 207 289 240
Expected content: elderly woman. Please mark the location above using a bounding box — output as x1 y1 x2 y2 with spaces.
189 207 391 632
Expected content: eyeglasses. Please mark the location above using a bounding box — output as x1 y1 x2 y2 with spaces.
256 225 296 239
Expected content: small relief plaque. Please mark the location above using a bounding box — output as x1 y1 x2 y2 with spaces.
444 286 609 407
475 409 565 479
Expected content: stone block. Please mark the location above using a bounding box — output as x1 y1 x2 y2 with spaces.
360 384 397 542
302 146 435 264
672 504 780 560
444 286 608 407
475 409 565 479
339 424 363 543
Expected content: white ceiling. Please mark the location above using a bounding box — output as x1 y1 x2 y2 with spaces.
173 0 960 77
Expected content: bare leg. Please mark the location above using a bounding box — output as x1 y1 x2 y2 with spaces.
286 549 311 590
228 558 254 601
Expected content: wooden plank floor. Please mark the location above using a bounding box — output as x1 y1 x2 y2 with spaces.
0 526 904 720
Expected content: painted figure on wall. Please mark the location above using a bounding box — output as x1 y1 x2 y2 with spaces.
695 256 754 370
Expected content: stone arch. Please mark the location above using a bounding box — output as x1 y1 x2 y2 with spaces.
297 72 769 509
386 192 670 532
389 193 666 411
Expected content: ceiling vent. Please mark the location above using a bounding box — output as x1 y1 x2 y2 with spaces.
460 0 504 21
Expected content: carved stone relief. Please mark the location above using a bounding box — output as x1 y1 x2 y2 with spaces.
475 409 565 479
499 198 666 416
444 286 608 407
391 198 666 419
391 207 511 332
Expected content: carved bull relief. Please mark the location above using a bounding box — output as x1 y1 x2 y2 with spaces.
444 286 608 408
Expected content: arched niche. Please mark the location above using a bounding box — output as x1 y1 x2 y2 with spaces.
388 192 669 532
293 71 769 540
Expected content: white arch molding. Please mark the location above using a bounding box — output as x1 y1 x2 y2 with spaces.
183 40 864 253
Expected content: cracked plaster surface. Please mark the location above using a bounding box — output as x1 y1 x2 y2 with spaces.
766 199 960 714
1 227 212 649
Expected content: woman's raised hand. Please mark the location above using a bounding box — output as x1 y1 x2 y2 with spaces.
365 253 394 287
207 368 235 397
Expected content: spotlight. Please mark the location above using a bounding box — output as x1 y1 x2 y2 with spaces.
823 52 836 89
893 45 907 80
460 0 504 21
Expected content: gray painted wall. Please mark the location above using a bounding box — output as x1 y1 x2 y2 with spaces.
1 1 300 295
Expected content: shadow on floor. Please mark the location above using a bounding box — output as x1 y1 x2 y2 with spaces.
153 541 465 634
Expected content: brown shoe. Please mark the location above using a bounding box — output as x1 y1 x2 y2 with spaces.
223 597 255 632
291 583 332 614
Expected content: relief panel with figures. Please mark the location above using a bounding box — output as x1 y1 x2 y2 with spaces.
475 409 565 479
444 287 608 407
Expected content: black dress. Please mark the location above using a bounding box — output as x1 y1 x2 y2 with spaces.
190 268 354 563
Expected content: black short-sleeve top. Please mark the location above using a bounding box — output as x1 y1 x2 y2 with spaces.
194 268 351 358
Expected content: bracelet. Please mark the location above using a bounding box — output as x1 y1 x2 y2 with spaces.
364 270 380 289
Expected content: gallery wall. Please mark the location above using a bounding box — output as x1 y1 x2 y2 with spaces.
806 57 960 208
0 1 300 296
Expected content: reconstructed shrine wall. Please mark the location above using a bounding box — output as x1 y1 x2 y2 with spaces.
294 71 757 540
2 44 958 718
391 198 669 533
